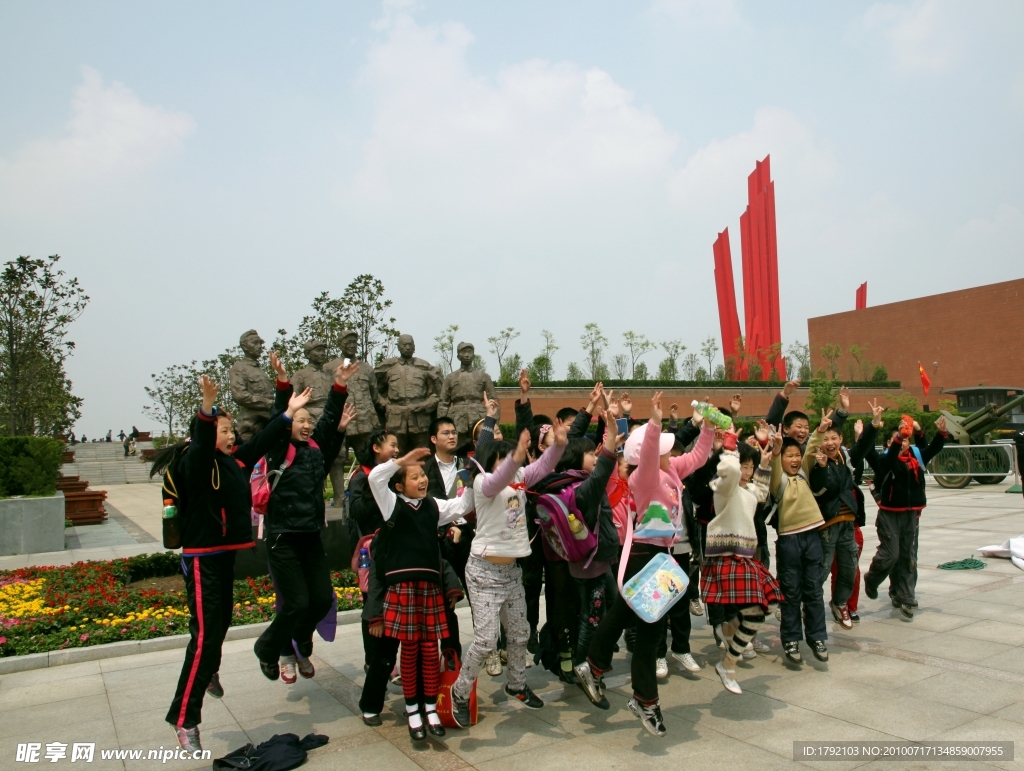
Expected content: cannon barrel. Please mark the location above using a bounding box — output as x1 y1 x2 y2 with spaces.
960 393 1024 439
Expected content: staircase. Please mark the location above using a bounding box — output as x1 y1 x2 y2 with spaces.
62 442 155 485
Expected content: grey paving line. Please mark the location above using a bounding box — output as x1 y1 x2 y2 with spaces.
104 502 159 545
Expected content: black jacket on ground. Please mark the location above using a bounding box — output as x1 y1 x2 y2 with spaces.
176 408 289 556
809 422 878 526
265 383 348 534
875 429 948 512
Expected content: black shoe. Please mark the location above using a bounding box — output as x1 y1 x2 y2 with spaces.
809 640 829 662
864 581 878 600
573 662 609 710
505 683 544 709
206 673 224 699
557 667 578 686
627 697 667 737
451 693 472 728
362 713 383 727
408 719 427 742
427 719 446 737
783 641 802 664
849 612 860 624
891 596 901 608
259 660 280 681
899 604 914 620
527 629 539 655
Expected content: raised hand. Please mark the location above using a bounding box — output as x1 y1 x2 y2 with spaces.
589 382 604 408
519 368 531 398
334 359 360 385
854 419 864 440
604 420 626 453
913 420 922 432
513 428 531 464
485 396 500 419
650 391 664 426
869 398 884 427
755 419 770 443
286 387 313 418
620 392 633 415
771 425 784 456
760 444 773 469
396 447 431 468
839 385 851 412
270 351 288 383
713 429 725 451
783 380 801 398
669 403 679 422
936 416 948 434
815 446 828 467
817 408 834 434
551 418 569 447
730 393 742 417
338 403 357 432
607 396 622 419
199 375 219 413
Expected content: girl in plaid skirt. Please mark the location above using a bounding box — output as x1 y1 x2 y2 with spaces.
367 448 475 742
702 432 782 695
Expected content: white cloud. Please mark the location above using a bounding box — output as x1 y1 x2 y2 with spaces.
650 0 740 28
862 0 963 73
342 9 679 217
0 66 195 212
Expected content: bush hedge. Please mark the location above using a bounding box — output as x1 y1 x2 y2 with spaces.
0 437 63 498
494 379 901 390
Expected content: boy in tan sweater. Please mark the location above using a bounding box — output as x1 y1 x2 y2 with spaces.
770 410 831 665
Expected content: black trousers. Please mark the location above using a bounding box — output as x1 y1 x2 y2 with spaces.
572 568 615 665
518 533 545 632
776 531 827 644
544 559 580 655
657 552 694 657
166 552 236 728
864 511 919 606
255 532 333 662
588 549 668 704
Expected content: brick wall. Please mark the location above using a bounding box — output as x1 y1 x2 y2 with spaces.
807 278 1024 402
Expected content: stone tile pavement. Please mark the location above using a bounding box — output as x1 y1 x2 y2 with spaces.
1 483 1023 769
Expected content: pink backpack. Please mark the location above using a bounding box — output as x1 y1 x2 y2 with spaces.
349 533 375 594
534 481 599 566
250 439 319 539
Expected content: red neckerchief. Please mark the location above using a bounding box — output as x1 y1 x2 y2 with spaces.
899 449 921 481
607 476 629 508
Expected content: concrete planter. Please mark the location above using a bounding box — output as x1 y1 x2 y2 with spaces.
0 492 66 556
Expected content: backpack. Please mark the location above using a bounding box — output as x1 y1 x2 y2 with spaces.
250 439 320 539
349 532 375 594
534 477 599 566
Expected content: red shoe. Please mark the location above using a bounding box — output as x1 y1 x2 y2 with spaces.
297 657 315 679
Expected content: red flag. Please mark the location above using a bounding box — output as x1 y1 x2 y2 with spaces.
918 362 931 396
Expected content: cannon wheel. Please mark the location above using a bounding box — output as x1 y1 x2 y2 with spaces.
972 445 1010 485
931 446 972 489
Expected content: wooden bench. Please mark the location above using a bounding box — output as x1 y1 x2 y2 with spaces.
62 450 76 464
63 490 108 525
56 477 89 494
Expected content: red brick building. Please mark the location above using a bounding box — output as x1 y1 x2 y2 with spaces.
808 278 1024 404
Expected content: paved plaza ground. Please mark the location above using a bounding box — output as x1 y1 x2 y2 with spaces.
1 479 1023 769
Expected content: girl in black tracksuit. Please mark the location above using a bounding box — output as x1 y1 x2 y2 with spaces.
253 360 358 679
160 374 296 748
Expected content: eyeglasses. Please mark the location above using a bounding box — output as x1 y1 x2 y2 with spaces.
437 431 458 437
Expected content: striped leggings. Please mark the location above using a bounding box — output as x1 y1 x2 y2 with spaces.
721 606 765 668
400 639 440 706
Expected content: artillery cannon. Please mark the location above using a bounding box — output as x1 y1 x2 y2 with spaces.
930 392 1024 489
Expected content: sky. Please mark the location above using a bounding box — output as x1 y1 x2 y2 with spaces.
1 0 1022 436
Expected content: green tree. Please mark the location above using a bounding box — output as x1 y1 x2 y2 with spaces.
871 364 889 382
700 336 720 376
527 354 552 382
712 364 726 380
144 363 200 441
538 330 558 378
657 358 676 380
566 362 585 381
747 360 763 381
580 323 608 381
681 353 700 380
500 353 523 386
433 324 460 376
199 348 244 418
820 343 842 380
787 341 812 381
634 361 650 381
886 392 918 413
622 331 655 378
805 378 838 417
611 354 629 379
487 327 520 382
694 366 709 382
337 275 400 363
0 255 88 436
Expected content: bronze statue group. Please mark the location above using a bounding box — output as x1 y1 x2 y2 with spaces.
156 329 951 750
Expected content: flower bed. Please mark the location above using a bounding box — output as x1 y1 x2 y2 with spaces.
0 552 361 657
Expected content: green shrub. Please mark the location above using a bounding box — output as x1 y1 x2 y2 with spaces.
0 437 63 498
871 365 889 382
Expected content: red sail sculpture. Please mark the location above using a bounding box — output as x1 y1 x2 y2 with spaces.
713 155 785 380
713 229 744 379
855 282 867 310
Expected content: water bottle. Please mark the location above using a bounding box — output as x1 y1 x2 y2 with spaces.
567 514 588 540
691 400 733 429
162 499 182 549
357 547 371 569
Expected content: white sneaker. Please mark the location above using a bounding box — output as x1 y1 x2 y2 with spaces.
671 652 701 672
655 657 669 679
280 655 297 684
486 650 503 676
752 638 771 654
741 642 756 660
715 661 742 694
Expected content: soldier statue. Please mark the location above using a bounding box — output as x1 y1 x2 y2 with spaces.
228 330 275 441
375 334 441 453
290 340 333 421
439 342 497 448
324 330 383 507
